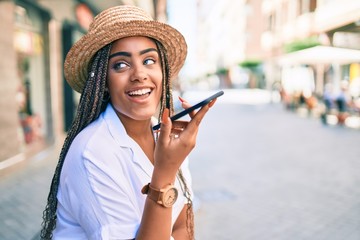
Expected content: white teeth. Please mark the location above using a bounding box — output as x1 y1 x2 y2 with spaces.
128 88 151 96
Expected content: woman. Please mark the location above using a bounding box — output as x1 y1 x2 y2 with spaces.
41 5 216 240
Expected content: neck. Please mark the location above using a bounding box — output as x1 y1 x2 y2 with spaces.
118 114 152 138
116 111 155 163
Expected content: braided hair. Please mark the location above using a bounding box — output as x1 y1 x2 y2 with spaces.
40 43 112 239
41 39 194 239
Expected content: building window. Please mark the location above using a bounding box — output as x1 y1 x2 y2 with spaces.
300 0 317 14
14 3 50 144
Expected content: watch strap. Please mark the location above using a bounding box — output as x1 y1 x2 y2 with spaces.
141 183 161 203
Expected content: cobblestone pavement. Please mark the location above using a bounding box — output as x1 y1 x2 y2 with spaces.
190 100 360 240
1 91 360 240
0 145 59 240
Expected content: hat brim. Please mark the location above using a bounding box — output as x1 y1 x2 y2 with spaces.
64 20 187 93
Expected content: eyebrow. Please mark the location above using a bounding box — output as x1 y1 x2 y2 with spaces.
109 48 158 60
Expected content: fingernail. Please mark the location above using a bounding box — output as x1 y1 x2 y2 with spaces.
209 99 216 107
178 96 186 103
162 108 169 123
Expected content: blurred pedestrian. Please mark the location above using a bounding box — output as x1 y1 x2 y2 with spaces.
335 80 350 124
40 5 217 240
320 83 334 124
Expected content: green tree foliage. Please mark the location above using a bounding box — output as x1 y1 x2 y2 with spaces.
284 37 320 53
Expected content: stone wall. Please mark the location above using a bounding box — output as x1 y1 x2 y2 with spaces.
0 1 23 161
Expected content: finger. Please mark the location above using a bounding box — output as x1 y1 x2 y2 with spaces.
170 129 183 136
172 120 188 130
209 98 217 108
193 101 211 122
154 121 188 135
157 108 172 144
178 96 187 104
183 102 211 134
179 96 196 118
170 121 189 136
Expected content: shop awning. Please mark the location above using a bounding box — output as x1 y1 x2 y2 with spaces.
278 46 360 65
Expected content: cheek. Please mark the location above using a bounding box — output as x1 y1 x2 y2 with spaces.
152 70 163 88
107 75 126 98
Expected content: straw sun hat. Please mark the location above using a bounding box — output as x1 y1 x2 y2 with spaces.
64 5 187 93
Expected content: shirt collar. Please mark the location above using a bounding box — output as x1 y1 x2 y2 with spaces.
102 103 133 147
102 103 155 175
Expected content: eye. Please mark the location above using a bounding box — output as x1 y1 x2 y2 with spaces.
144 58 156 65
112 61 128 71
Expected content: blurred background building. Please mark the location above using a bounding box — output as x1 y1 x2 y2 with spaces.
0 0 158 168
0 0 359 169
261 0 360 110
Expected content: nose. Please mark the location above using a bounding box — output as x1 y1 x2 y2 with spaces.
130 64 147 82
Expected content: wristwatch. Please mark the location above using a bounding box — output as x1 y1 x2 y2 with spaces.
141 183 178 208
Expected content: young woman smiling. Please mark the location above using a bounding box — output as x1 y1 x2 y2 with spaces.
41 5 217 240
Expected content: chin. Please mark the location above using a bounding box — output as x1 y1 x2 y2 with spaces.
134 110 157 121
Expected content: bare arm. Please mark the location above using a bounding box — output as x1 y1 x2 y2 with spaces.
172 205 191 240
136 100 216 240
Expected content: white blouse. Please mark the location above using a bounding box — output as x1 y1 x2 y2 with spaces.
53 104 192 240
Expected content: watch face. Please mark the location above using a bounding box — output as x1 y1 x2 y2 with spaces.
163 187 178 207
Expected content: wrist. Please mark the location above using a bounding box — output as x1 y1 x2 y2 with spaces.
151 167 177 189
141 183 178 208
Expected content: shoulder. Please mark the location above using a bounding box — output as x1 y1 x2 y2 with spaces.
70 104 131 158
61 112 134 186
62 115 111 173
70 115 111 155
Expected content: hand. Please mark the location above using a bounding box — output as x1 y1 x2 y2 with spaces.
152 98 217 184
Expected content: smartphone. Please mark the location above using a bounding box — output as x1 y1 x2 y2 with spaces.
152 90 224 131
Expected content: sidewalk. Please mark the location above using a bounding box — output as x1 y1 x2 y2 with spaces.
191 100 360 240
0 141 61 240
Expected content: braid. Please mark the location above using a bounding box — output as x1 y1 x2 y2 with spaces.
155 40 195 240
155 41 172 119
178 169 195 239
40 44 112 239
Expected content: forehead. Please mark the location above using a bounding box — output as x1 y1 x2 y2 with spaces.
110 36 158 53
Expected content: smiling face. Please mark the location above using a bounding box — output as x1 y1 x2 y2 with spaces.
107 36 163 122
